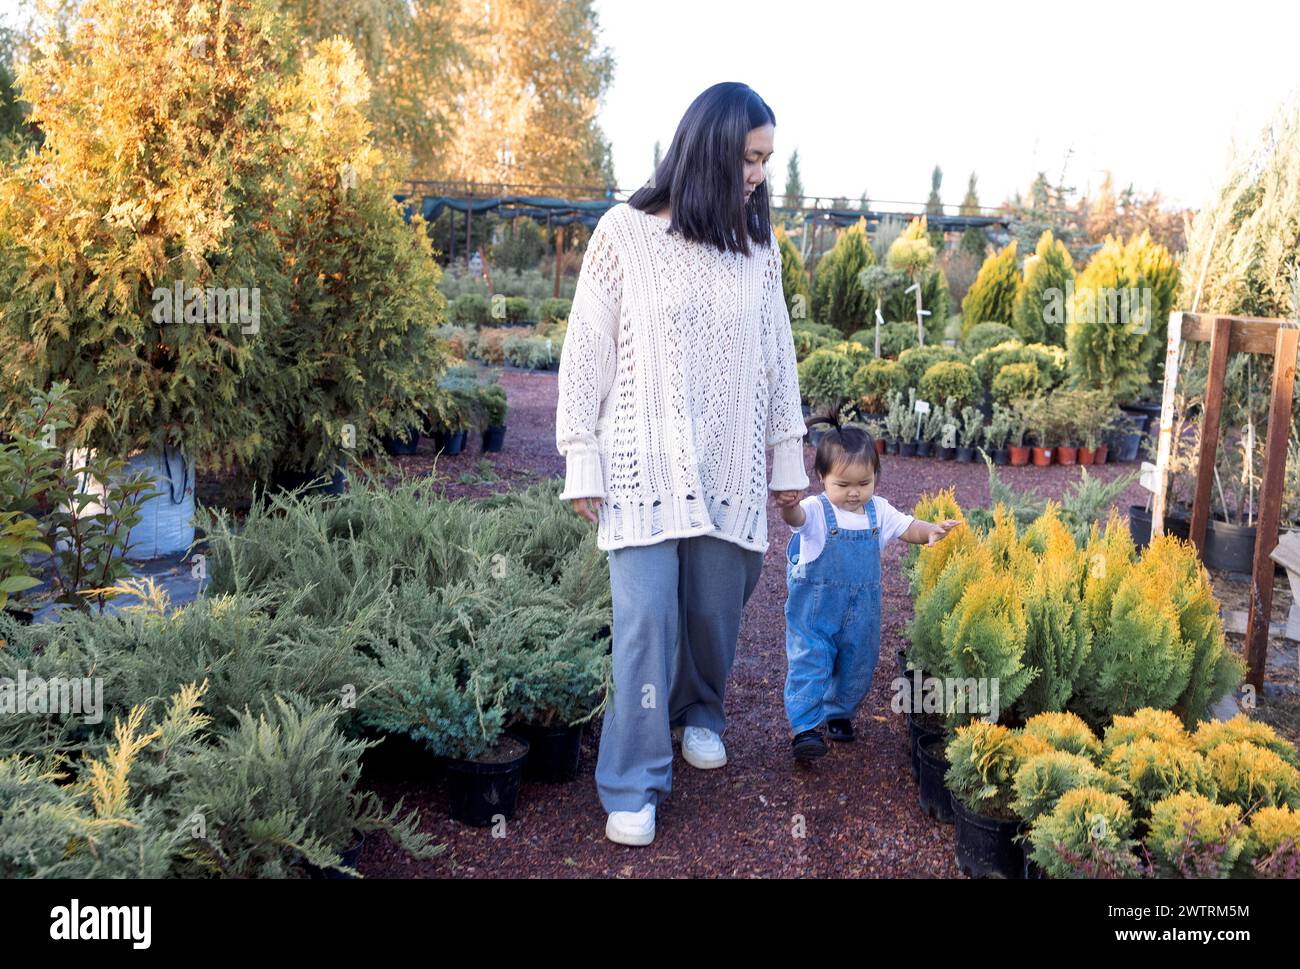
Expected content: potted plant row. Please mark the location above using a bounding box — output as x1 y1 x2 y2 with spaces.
901 489 1251 876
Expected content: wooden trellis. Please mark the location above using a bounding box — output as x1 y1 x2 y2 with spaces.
1151 311 1300 690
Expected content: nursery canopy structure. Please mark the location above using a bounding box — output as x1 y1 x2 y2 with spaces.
395 179 1015 244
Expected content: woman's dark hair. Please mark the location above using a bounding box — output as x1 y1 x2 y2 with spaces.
627 82 775 257
808 412 880 482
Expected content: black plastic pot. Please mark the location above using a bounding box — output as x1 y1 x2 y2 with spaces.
305 829 365 880
900 441 917 457
906 696 941 783
916 440 933 458
956 446 975 463
937 446 957 461
2 608 34 626
953 798 1024 878
1130 504 1279 576
443 430 468 455
993 448 1010 466
1110 414 1146 462
917 733 954 823
887 439 900 455
520 722 584 783
381 425 422 456
482 425 507 452
1128 504 1191 548
1202 518 1264 575
444 736 530 826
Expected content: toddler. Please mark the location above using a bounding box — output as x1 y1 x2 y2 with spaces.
772 422 958 762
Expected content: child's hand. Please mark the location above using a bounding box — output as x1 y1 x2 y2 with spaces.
771 489 803 509
927 519 962 545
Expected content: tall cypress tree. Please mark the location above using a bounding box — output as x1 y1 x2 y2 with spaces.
1013 230 1075 345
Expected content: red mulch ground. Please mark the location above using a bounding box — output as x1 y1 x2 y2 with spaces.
354 365 1156 878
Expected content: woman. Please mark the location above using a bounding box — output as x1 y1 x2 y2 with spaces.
555 82 808 846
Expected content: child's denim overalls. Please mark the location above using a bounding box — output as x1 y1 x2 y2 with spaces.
783 493 883 734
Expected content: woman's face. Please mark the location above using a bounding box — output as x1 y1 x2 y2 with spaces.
744 124 774 203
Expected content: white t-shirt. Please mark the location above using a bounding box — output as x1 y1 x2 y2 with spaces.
788 495 915 567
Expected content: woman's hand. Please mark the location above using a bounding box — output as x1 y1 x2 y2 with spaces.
771 490 802 509
570 496 603 523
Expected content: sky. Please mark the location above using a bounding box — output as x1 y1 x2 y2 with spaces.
593 0 1300 213
4 0 1297 213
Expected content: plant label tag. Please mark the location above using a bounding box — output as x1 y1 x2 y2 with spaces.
1139 460 1159 493
914 400 931 416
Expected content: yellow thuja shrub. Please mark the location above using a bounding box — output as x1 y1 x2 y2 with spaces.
908 542 994 678
1081 510 1136 633
941 571 1038 719
1140 536 1243 724
909 489 967 597
1022 502 1075 557
1079 557 1194 724
1104 738 1217 815
1147 791 1247 877
1247 805 1300 875
1013 750 1122 822
1102 709 1192 756
1023 711 1103 762
1192 715 1300 769
1206 741 1300 815
985 504 1022 572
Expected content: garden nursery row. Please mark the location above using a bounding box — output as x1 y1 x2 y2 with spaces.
899 487 1299 879
0 473 612 877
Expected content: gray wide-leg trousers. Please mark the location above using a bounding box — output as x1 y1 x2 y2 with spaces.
595 534 764 813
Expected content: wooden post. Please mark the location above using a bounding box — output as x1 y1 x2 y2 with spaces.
1244 325 1299 690
1151 311 1183 537
1187 316 1232 550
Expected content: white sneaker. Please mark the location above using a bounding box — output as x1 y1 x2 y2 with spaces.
681 726 727 769
606 804 655 846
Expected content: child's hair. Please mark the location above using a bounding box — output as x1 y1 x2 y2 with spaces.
810 413 881 482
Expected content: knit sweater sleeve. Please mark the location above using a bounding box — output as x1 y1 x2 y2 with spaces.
555 210 622 500
764 234 811 492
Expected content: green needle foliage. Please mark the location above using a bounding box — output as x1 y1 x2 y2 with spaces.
812 218 875 336
961 241 1020 339
1012 230 1075 346
1028 786 1140 879
1012 749 1121 823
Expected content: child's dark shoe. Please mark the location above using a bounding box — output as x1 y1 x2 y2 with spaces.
826 718 854 742
791 728 829 762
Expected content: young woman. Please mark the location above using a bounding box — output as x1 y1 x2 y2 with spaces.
555 82 808 846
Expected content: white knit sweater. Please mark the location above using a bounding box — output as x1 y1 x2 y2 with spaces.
555 202 810 553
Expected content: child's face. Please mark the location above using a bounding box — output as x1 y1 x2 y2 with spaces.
820 458 876 514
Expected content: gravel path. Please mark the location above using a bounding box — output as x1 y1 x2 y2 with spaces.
359 365 1151 878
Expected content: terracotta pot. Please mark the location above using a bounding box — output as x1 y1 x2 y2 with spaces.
1031 446 1053 467
1095 443 1109 464
875 438 887 455
1008 445 1030 466
1078 446 1095 466
1056 446 1077 465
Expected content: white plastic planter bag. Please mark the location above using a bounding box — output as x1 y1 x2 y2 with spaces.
63 445 195 560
